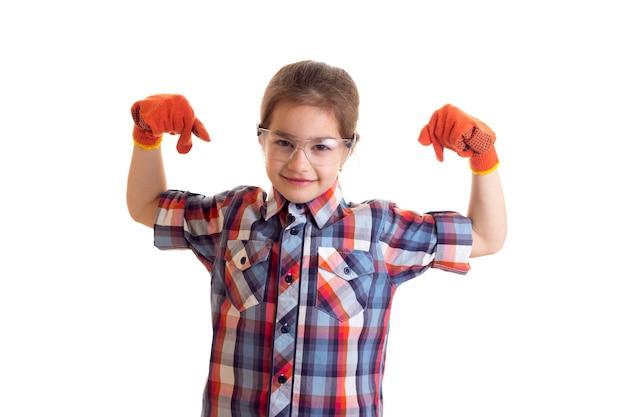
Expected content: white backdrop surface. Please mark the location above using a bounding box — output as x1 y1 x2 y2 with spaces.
1 1 624 416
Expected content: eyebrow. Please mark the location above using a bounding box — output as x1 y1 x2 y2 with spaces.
271 129 340 141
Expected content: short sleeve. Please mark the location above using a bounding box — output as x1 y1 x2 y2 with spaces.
152 186 269 270
428 211 472 274
379 203 472 285
154 190 194 249
154 189 221 250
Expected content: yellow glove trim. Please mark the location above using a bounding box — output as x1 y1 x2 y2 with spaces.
133 135 163 150
471 160 500 175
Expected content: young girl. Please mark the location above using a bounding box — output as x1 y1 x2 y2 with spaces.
127 60 506 417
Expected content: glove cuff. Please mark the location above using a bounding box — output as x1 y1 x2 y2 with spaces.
469 146 499 175
133 126 163 150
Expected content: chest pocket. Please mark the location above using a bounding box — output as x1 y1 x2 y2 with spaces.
224 240 272 312
316 247 374 321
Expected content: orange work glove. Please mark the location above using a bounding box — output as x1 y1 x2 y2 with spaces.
418 104 499 175
130 94 210 154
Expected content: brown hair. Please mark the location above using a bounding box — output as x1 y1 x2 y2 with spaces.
260 60 360 143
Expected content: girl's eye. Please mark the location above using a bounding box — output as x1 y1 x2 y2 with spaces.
274 139 294 148
311 144 331 152
311 139 339 152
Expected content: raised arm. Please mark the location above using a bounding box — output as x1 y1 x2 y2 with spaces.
418 104 507 257
125 94 211 228
467 170 507 257
127 146 167 228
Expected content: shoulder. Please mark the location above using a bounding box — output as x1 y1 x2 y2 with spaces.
347 198 391 212
159 186 268 210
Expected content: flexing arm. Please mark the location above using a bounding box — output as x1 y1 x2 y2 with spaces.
126 146 167 228
467 170 507 257
125 94 210 228
418 104 507 257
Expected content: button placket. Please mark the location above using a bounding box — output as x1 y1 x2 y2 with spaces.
269 203 307 416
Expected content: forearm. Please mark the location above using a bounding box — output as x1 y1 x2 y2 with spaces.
126 145 167 228
467 169 507 257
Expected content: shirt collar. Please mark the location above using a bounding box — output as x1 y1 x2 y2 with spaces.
263 187 288 220
263 179 344 229
306 179 343 228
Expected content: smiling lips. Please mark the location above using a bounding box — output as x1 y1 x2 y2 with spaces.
283 175 316 186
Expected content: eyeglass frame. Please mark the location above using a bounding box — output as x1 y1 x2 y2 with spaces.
256 125 357 166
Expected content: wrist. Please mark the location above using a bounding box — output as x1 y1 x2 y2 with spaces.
133 126 163 150
469 146 499 175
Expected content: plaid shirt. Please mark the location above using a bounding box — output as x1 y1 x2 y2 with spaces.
154 180 472 417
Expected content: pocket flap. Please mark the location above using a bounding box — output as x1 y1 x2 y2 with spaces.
317 247 374 280
226 240 272 272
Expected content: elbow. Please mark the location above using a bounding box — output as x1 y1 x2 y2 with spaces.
488 231 507 255
126 198 157 228
486 238 506 256
126 197 141 223
470 228 507 258
127 206 143 224
127 206 144 226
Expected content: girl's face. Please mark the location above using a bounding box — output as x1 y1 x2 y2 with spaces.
260 103 349 204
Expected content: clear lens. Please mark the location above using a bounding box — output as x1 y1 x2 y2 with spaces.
259 129 351 166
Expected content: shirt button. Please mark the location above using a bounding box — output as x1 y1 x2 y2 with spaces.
295 204 303 209
286 214 295 223
290 228 299 235
280 325 290 334
277 374 287 384
240 256 247 265
285 274 293 284
344 267 351 275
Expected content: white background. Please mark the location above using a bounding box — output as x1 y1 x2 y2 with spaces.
1 1 624 416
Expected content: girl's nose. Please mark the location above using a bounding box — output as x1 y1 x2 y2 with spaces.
286 147 311 170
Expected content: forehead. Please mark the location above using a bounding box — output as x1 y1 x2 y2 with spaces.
269 103 341 138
